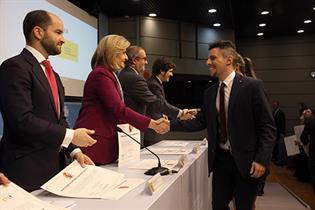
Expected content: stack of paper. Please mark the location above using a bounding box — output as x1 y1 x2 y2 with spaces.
41 161 145 200
0 182 66 210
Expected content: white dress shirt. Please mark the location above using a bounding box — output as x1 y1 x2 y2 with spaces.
216 70 235 151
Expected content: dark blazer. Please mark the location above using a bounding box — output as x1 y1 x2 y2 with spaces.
118 66 160 115
74 65 151 165
146 76 179 120
0 49 76 191
273 108 286 138
301 117 315 160
171 74 276 178
144 76 180 146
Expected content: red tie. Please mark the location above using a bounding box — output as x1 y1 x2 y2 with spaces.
42 60 59 113
219 82 227 144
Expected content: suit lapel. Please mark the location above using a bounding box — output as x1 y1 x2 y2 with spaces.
22 49 59 118
154 76 165 96
228 73 243 121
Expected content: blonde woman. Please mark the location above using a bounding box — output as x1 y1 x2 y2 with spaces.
75 35 169 165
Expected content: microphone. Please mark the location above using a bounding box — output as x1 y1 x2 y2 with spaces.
117 126 172 176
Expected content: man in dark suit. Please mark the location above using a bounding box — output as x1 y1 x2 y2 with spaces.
171 40 275 210
118 45 161 115
301 109 315 193
271 100 286 163
0 10 96 191
145 57 195 146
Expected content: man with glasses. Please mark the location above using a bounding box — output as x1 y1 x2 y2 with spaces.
118 45 161 115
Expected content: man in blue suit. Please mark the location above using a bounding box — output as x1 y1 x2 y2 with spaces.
171 40 275 210
0 10 96 191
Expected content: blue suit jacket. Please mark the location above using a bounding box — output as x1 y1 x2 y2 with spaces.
0 49 76 191
171 73 276 177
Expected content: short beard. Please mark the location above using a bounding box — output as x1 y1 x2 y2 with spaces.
41 36 61 56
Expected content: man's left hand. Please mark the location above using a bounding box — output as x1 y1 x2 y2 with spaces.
73 152 95 168
250 161 265 178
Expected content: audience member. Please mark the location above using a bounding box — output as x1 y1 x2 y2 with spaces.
301 109 315 193
272 101 286 165
74 35 170 165
235 53 245 75
243 57 257 79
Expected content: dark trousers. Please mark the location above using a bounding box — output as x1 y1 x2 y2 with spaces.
212 149 258 210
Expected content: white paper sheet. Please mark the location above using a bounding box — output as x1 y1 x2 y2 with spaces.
294 125 304 140
141 148 191 155
284 135 300 156
127 159 178 170
117 124 141 167
0 182 66 210
157 140 189 147
41 161 144 200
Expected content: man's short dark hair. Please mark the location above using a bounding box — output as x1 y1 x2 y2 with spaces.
23 10 51 42
208 40 236 51
151 57 176 76
208 40 238 67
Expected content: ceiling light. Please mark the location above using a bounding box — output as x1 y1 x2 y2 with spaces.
261 11 269 15
208 9 217 13
213 23 221 27
148 13 157 17
304 20 312 23
313 7 315 10
259 23 266 27
257 32 264 36
297 30 304 33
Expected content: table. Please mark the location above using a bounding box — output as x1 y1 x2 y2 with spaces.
33 140 210 210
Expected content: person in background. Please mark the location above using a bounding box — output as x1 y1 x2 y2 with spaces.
243 57 257 79
171 40 275 210
0 172 10 186
118 45 161 115
145 56 196 147
235 53 245 75
0 10 95 191
272 101 286 164
74 35 170 165
301 108 315 193
299 102 309 124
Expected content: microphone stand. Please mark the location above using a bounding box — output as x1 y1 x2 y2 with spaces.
117 127 170 176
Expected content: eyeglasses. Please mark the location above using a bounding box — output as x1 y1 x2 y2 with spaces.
136 57 148 61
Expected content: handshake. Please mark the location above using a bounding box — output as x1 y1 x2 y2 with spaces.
179 108 199 120
147 108 200 134
148 118 170 134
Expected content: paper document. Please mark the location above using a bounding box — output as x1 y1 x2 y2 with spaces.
117 124 141 167
41 161 145 200
142 148 191 155
157 140 189 147
128 159 178 170
0 182 66 210
293 125 304 140
284 135 300 156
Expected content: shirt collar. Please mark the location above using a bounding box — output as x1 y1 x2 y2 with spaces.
220 70 235 88
156 76 163 84
25 45 47 63
129 66 139 75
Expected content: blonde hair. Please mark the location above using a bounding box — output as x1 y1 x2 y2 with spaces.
92 34 130 70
